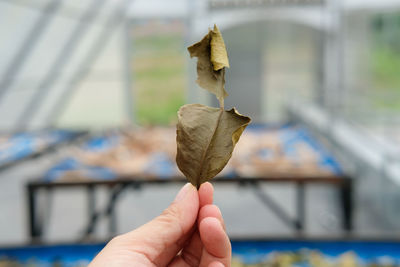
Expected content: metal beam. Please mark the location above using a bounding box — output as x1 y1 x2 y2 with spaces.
0 0 105 21
0 0 62 103
15 0 107 131
123 19 135 124
47 0 133 126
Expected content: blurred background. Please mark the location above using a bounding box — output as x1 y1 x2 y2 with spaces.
1 0 400 266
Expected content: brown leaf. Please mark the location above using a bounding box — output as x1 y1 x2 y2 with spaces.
188 25 229 107
210 25 230 71
178 24 251 188
176 104 251 187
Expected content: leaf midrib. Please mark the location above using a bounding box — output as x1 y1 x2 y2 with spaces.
195 107 223 188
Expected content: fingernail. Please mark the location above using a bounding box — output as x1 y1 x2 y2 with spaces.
175 183 194 202
210 261 225 267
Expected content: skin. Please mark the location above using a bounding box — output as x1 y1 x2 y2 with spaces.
89 182 231 267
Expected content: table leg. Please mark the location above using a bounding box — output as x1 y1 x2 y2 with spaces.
107 186 117 235
86 185 96 236
296 182 305 231
341 179 353 231
28 185 46 242
106 184 128 236
27 185 37 241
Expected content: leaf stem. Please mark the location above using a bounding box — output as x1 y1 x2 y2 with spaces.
217 68 225 109
219 97 224 109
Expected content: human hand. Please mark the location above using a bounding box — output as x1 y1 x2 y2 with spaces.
89 182 231 267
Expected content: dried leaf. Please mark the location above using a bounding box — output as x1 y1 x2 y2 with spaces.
188 25 229 107
176 104 251 187
178 24 251 188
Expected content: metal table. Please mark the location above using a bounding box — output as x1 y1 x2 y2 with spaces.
26 174 352 243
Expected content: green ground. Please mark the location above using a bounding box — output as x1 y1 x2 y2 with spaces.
133 34 186 125
370 46 400 110
369 14 400 111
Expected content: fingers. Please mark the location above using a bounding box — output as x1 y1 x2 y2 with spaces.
169 182 215 266
198 184 230 267
198 182 213 207
198 204 225 231
178 182 216 263
168 230 202 267
170 205 230 267
199 217 231 267
90 182 230 267
118 183 199 266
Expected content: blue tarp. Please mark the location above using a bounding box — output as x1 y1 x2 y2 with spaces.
279 126 342 175
0 130 80 167
232 240 400 264
43 134 120 181
1 240 400 266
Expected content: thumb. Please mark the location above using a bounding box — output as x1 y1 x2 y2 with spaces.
121 183 199 265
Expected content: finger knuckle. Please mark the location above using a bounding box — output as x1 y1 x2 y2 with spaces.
108 234 124 245
160 204 181 224
157 204 185 237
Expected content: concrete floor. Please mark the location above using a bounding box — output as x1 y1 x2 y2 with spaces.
0 149 397 246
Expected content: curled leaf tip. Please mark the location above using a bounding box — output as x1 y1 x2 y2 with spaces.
187 24 229 105
210 24 230 71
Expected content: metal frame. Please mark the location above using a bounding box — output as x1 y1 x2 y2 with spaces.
46 0 133 126
27 175 353 243
0 0 133 132
15 0 108 130
0 0 62 102
122 19 135 124
288 103 400 228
